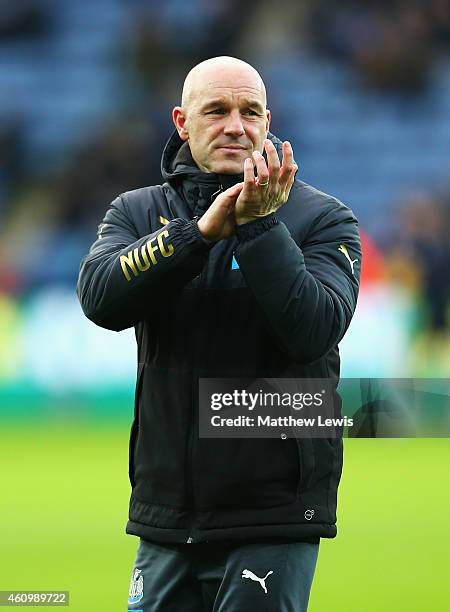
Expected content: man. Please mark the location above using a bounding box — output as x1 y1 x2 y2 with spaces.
77 56 361 611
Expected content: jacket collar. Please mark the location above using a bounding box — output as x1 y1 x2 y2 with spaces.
160 129 282 216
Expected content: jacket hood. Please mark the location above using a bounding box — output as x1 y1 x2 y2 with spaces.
160 129 285 217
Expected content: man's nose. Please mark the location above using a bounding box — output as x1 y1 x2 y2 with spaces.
223 111 245 136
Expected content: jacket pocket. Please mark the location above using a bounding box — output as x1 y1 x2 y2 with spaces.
128 361 145 488
194 437 302 511
305 438 342 493
132 367 192 507
295 438 316 496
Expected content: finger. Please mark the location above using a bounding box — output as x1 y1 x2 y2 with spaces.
279 141 294 176
227 201 237 217
264 139 280 183
283 164 298 197
219 182 244 209
280 162 298 191
242 157 256 193
279 141 298 188
223 182 244 197
252 150 269 186
228 182 244 205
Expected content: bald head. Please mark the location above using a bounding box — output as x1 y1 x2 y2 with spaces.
172 56 270 174
181 56 267 113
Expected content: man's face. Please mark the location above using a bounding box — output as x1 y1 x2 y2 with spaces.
173 66 270 174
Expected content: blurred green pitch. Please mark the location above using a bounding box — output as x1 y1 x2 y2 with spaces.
0 423 448 611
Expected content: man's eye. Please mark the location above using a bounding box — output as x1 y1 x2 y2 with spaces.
206 109 225 115
245 110 259 116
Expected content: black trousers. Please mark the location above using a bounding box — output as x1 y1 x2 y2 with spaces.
127 537 320 611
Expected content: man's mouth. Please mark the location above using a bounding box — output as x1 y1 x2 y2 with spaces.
217 145 247 152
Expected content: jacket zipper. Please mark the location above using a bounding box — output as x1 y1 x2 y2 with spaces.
185 185 221 543
185 377 196 542
185 257 210 543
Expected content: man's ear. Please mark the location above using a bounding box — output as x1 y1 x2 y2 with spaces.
172 107 189 141
265 109 271 134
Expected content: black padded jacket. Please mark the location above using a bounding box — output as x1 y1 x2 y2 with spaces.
77 130 361 544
